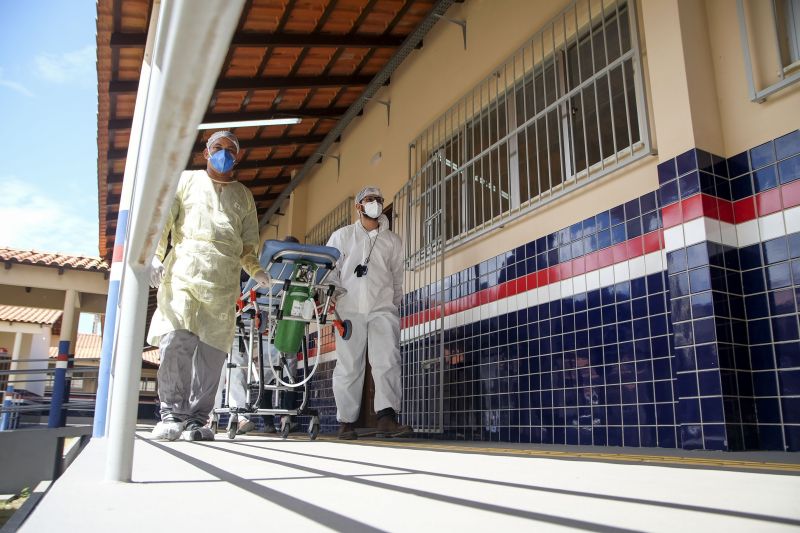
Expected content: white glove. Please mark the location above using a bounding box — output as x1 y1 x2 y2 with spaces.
149 257 165 288
253 270 270 288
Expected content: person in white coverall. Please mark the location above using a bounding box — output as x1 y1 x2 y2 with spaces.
147 130 270 442
326 186 412 439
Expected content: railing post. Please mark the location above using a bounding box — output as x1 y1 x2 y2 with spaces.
104 0 247 482
93 0 161 439
0 385 14 431
47 349 69 428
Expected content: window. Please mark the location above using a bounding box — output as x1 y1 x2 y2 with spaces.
406 0 648 257
139 378 156 392
305 196 353 245
738 0 800 101
775 0 800 70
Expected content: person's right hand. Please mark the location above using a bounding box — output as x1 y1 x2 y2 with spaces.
149 257 165 288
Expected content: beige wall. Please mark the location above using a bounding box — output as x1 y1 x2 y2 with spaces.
705 0 800 156
0 332 29 355
289 0 799 279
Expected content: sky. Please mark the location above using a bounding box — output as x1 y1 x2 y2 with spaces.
0 1 99 258
1 1 101 333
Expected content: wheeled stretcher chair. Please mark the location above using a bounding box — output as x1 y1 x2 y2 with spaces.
210 240 351 440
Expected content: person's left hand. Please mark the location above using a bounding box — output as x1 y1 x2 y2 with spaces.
253 270 269 288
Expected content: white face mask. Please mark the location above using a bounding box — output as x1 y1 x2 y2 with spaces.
362 200 382 219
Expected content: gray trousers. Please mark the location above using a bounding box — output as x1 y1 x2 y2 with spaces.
158 329 226 424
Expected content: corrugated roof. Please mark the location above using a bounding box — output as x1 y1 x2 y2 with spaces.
48 333 102 359
0 247 109 273
142 348 160 366
47 333 160 365
0 305 63 326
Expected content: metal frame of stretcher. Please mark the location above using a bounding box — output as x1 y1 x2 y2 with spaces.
210 242 351 440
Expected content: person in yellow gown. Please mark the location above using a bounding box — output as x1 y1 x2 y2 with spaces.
147 130 269 441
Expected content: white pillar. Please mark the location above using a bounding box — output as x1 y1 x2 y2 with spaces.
27 332 51 397
8 332 25 390
61 289 80 350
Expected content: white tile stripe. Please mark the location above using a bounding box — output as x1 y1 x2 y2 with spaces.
664 207 800 252
303 349 337 365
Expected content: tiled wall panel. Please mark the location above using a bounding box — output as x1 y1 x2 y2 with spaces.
397 129 800 451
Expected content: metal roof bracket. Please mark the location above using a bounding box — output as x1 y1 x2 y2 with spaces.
433 14 466 50
315 152 341 180
364 97 391 126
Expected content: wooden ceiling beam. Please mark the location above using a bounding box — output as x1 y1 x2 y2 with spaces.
108 107 349 130
107 134 325 160
195 134 325 153
187 157 306 171
110 31 406 49
110 75 372 94
239 175 292 188
254 193 282 203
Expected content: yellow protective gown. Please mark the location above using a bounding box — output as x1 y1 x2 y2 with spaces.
146 170 262 353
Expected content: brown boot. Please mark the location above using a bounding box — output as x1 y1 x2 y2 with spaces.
338 422 357 440
376 415 412 437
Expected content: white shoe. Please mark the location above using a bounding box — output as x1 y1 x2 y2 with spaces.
151 420 184 441
182 422 215 441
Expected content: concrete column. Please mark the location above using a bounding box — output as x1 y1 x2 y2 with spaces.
48 289 79 428
640 0 725 158
9 332 26 391
27 332 51 397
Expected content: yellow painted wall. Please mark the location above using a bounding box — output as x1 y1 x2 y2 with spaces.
705 0 800 156
0 333 17 353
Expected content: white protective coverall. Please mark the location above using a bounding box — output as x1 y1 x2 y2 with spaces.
147 170 262 422
325 214 404 423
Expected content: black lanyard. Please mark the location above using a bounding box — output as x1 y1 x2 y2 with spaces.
360 222 380 265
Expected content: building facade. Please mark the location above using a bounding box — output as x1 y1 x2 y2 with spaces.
273 0 800 451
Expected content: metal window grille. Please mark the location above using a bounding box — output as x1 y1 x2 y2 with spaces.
739 0 800 101
305 196 354 245
405 0 650 264
0 353 9 392
395 0 650 434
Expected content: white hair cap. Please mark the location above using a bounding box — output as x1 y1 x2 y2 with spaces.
206 130 240 153
356 186 383 204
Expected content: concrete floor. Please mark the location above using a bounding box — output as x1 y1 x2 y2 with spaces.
18 428 800 532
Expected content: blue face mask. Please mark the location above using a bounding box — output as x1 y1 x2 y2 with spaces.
209 149 236 173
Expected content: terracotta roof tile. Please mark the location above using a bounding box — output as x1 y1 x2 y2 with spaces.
48 333 101 359
142 348 160 366
0 247 109 273
0 305 63 326
47 333 159 364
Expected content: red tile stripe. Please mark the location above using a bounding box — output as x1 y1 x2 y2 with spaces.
661 181 800 229
401 228 664 329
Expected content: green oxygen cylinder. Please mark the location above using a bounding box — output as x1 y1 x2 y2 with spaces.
273 260 316 354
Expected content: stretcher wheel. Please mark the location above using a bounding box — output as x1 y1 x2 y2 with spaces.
280 417 291 439
209 418 219 434
308 417 320 441
335 319 352 340
227 414 238 440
